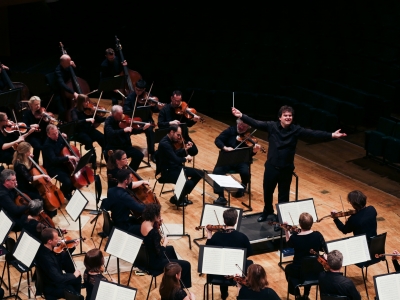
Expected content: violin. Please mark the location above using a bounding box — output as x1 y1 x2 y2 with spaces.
118 114 154 130
137 92 165 110
3 121 40 134
53 236 86 254
267 221 301 233
317 209 357 222
174 101 205 123
225 275 248 286
236 132 266 153
375 253 399 258
309 249 330 271
33 107 60 126
195 225 227 231
83 102 110 117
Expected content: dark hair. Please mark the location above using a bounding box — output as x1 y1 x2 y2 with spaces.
116 169 131 183
76 94 89 111
41 228 57 244
136 79 146 89
299 212 313 231
28 199 43 216
169 125 180 133
84 248 105 273
105 48 114 55
106 149 126 170
142 203 161 221
223 208 238 226
159 262 182 299
171 90 182 97
347 190 366 211
247 264 268 292
278 105 294 118
327 250 343 270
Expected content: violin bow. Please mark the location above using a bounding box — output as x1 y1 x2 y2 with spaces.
92 91 103 122
235 264 246 277
289 212 296 227
143 82 154 107
234 129 257 150
38 94 54 126
11 109 22 137
163 252 192 299
232 92 234 108
129 94 139 128
339 195 347 222
57 227 78 270
214 210 221 226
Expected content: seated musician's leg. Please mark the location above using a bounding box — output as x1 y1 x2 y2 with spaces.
124 147 144 172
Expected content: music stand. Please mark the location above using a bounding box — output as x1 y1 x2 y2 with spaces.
98 75 126 92
66 189 89 256
90 277 137 300
59 121 78 138
168 169 191 249
72 149 94 177
0 88 22 120
0 210 14 297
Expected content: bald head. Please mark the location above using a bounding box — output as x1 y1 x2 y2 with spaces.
60 55 71 68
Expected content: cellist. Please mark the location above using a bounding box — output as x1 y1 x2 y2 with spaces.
42 124 78 200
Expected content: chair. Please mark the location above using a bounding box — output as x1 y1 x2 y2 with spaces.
364 117 396 157
64 289 84 300
128 244 164 300
152 150 175 196
34 265 46 298
203 274 236 300
90 175 105 237
320 294 349 300
98 209 114 249
353 232 389 299
287 256 324 300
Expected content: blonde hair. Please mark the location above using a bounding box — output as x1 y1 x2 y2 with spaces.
12 142 32 168
28 96 41 106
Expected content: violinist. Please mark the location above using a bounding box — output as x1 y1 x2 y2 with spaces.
0 112 35 165
332 190 377 240
102 169 147 236
318 250 361 300
42 124 78 200
141 203 192 289
391 250 400 272
104 105 151 171
212 119 260 206
236 264 279 300
34 228 81 299
159 262 195 300
206 208 253 300
22 96 48 162
20 199 50 239
157 125 204 206
232 106 347 224
123 79 157 163
70 94 105 170
100 48 126 105
158 90 199 157
284 212 327 300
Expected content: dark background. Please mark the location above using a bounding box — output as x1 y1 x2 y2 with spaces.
2 0 400 129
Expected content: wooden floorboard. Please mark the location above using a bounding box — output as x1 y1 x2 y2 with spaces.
2 101 399 300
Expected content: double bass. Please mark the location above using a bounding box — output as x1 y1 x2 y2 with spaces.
0 62 30 100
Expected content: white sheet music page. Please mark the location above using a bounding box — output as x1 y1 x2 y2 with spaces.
66 191 88 221
174 169 186 200
222 248 245 276
13 232 40 268
201 205 240 230
0 210 13 243
201 247 224 275
375 273 400 300
116 284 136 300
105 228 142 264
327 235 370 266
95 281 136 300
278 199 317 225
208 174 243 189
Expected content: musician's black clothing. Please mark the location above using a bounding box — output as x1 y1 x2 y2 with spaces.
393 260 400 272
104 115 145 171
35 244 81 300
158 103 198 156
0 184 28 221
22 110 47 162
333 206 377 240
83 271 107 300
55 65 74 95
0 132 16 165
100 57 123 105
237 286 280 300
319 271 361 300
161 289 187 300
103 187 145 236
42 135 73 199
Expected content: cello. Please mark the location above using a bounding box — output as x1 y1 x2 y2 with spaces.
115 36 142 96
0 62 30 100
28 156 65 211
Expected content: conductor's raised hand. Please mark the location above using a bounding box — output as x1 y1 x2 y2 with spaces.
332 129 347 139
232 107 242 118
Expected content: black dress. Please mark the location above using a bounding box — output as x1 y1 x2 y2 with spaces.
161 288 187 300
83 270 107 300
237 286 280 300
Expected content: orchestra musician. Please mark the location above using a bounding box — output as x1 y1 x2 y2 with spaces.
83 248 108 300
332 190 377 240
391 250 400 272
319 250 361 300
20 199 49 240
205 208 253 300
22 96 49 162
236 264 280 300
157 125 204 206
158 90 199 157
99 48 126 105
0 63 10 91
70 94 105 170
102 169 147 236
212 118 260 206
159 262 195 300
231 106 347 224
140 203 192 289
284 212 327 300
34 228 81 299
104 105 151 171
123 79 157 163
42 124 77 200
0 112 35 165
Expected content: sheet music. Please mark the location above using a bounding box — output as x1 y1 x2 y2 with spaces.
201 246 245 276
66 191 88 222
375 273 400 300
105 228 142 264
95 281 136 300
327 235 370 266
13 232 40 268
208 174 243 189
223 248 245 276
201 204 240 230
0 210 13 243
278 199 317 225
174 169 186 200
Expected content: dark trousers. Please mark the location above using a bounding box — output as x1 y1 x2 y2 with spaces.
161 167 204 201
103 91 123 106
27 135 45 163
186 141 198 157
144 126 155 154
48 168 74 199
124 146 144 171
75 129 105 164
212 163 250 196
285 263 310 296
263 161 294 215
160 246 192 288
0 150 13 165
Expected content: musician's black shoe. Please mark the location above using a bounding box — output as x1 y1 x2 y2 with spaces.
169 196 177 204
184 199 193 205
233 189 244 198
213 197 227 206
176 201 187 207
221 291 228 300
150 154 156 163
257 214 268 222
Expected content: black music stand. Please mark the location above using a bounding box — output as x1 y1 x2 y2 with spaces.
98 75 126 92
0 88 22 120
0 211 14 298
72 149 94 177
58 121 78 138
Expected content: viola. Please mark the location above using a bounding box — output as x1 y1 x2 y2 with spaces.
309 249 330 271
28 156 65 211
317 209 357 222
174 101 205 123
83 102 110 117
236 132 266 153
0 62 30 100
137 92 165 110
33 107 60 125
267 221 301 233
195 225 227 231
53 236 86 254
3 121 40 134
118 114 154 130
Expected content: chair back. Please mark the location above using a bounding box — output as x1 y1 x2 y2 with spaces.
94 174 102 204
300 256 324 282
321 294 349 300
64 289 83 300
102 209 114 236
369 232 387 261
34 265 46 296
133 243 150 272
5 237 16 262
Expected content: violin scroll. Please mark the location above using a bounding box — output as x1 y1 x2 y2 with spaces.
195 225 227 231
